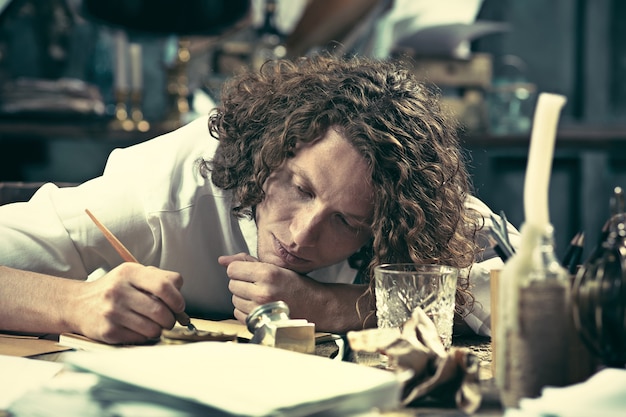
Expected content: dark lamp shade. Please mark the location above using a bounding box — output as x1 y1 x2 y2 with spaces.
82 0 251 35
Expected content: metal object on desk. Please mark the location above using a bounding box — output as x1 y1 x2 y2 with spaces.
246 301 315 354
572 186 626 368
246 300 291 332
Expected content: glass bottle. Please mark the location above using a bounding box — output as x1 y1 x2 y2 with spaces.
496 222 571 408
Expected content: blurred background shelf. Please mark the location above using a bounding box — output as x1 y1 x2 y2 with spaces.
464 127 626 149
0 118 171 141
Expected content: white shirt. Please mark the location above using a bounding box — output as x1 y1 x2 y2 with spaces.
0 116 356 320
0 116 514 333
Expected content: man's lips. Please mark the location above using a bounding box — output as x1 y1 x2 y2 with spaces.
273 235 310 266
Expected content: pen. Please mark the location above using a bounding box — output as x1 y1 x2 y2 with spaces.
85 209 197 332
489 213 516 259
499 210 513 249
561 231 584 275
488 235 510 263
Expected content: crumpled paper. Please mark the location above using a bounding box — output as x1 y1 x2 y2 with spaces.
347 307 481 414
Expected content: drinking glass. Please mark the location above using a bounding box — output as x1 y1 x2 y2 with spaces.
375 263 459 349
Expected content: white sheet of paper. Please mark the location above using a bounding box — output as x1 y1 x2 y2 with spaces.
511 368 626 417
0 355 64 409
65 342 402 417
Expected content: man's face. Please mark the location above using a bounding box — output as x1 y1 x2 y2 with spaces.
255 129 374 274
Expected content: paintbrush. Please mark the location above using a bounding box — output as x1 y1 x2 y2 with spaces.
85 209 197 332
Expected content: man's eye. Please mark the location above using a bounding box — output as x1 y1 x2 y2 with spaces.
338 216 359 232
296 185 312 198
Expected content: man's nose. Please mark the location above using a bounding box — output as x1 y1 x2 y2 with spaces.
291 207 324 247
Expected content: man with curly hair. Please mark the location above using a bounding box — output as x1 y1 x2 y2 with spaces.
0 55 513 344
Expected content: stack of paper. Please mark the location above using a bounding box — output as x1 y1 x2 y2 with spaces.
64 341 402 417
0 355 63 410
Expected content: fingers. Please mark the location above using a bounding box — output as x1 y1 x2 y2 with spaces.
80 263 185 344
222 255 264 287
232 294 260 326
223 261 324 328
94 294 167 344
233 307 248 325
218 252 259 267
125 264 186 315
132 266 185 306
231 292 258 314
226 262 286 321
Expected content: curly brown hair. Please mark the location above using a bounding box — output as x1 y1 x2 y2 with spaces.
207 54 480 301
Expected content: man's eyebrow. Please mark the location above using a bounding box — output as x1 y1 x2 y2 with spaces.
289 165 313 188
